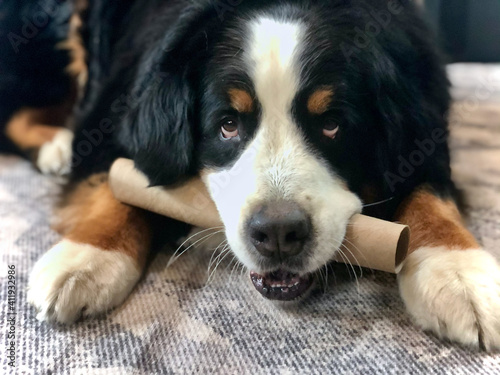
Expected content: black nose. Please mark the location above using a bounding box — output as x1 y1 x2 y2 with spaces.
248 201 311 260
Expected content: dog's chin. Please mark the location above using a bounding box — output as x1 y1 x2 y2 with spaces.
249 269 315 301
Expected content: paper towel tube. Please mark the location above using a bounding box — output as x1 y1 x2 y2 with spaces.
109 158 410 273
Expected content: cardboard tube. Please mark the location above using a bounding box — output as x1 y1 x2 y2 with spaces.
109 158 410 273
336 214 410 273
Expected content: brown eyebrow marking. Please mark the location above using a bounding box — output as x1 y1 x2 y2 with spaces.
307 87 334 115
228 88 254 113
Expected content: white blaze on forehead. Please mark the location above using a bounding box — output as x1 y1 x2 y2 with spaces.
244 17 308 198
248 18 302 113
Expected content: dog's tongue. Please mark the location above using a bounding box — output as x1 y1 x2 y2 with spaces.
250 270 313 301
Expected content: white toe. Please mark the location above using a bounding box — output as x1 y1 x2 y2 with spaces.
36 128 74 176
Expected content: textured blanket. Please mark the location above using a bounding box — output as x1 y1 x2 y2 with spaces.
1 64 500 374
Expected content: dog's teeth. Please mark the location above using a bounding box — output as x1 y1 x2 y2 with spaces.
269 279 303 288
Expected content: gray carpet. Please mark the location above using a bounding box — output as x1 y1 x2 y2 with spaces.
1 63 499 374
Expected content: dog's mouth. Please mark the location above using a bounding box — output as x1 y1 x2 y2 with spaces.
250 269 314 301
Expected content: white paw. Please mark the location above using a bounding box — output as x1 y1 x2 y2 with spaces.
28 240 141 324
36 128 74 176
398 246 500 351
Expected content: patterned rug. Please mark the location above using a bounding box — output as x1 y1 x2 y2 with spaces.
1 64 499 374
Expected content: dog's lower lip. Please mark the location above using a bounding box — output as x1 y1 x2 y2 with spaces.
250 270 313 301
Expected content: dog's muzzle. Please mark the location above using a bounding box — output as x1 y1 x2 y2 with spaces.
246 201 314 300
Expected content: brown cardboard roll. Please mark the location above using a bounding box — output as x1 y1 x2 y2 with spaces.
109 158 410 273
336 214 410 273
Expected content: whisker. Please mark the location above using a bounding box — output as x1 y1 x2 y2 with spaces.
330 236 356 282
335 248 353 280
207 244 229 277
207 239 228 274
337 247 360 293
230 257 242 279
205 246 229 287
328 263 337 287
169 226 224 264
340 238 370 276
323 264 328 294
176 230 225 262
220 248 238 275
175 226 224 252
319 266 327 295
341 243 363 279
207 246 232 285
316 267 324 293
362 196 394 208
340 245 361 293
239 262 247 277
224 255 237 274
168 229 224 267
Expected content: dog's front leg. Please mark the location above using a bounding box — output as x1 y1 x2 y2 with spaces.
28 174 151 324
395 186 500 351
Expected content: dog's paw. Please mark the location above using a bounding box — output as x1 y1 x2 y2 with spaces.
28 240 141 324
36 128 74 176
398 246 500 351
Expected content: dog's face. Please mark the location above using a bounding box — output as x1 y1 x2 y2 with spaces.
197 18 365 300
129 3 442 301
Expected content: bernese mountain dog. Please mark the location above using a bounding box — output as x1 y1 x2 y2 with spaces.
1 0 499 351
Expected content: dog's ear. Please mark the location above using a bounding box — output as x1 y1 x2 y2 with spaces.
368 39 451 196
121 7 218 186
122 65 196 187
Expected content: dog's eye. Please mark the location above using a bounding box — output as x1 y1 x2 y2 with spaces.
323 124 339 139
221 118 239 139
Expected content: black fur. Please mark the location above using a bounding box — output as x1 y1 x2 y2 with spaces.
2 0 455 221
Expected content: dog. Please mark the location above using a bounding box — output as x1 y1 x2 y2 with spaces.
2 0 499 351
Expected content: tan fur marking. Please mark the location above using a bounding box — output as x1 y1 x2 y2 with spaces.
58 15 86 78
56 174 151 268
4 107 71 150
57 0 88 94
228 88 254 113
307 88 334 115
395 187 479 253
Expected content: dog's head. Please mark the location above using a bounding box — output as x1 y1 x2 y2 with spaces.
199 16 365 299
126 1 449 300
